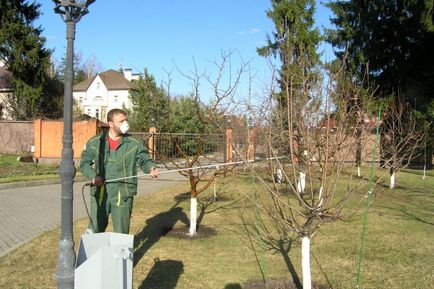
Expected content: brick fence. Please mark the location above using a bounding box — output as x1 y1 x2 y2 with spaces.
33 118 100 160
3 119 424 167
0 121 34 154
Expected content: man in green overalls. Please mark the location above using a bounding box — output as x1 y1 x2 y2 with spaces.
80 108 159 234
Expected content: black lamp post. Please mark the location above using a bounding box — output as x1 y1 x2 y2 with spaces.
52 1 95 289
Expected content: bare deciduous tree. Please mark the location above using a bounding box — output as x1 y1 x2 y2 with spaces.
157 51 250 236
240 62 379 289
380 97 424 189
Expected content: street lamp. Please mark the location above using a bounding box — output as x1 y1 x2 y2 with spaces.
52 1 95 289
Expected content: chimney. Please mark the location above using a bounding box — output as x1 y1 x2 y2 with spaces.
123 68 132 81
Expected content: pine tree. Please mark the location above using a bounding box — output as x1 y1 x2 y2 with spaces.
258 0 321 178
258 0 321 110
0 0 58 119
257 1 321 288
327 0 434 168
129 69 169 132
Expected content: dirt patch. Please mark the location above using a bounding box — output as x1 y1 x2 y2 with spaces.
165 225 217 240
243 279 329 289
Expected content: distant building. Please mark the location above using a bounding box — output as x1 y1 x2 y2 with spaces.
73 68 139 121
0 60 14 120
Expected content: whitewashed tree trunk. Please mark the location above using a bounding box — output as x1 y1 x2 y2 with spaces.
302 236 312 289
189 197 197 236
357 166 361 178
423 165 426 180
317 186 324 207
276 168 283 183
297 172 306 193
390 172 396 189
390 172 395 189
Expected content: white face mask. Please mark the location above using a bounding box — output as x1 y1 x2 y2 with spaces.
119 121 129 134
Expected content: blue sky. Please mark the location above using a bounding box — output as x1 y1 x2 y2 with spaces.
36 0 334 99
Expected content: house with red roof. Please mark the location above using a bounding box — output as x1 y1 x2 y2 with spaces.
0 60 14 120
73 68 139 121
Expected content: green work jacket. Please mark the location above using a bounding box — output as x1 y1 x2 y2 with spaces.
80 132 154 198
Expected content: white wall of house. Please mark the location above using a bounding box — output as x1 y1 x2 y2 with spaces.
107 90 132 110
0 91 13 120
73 74 133 122
0 60 13 120
74 91 87 106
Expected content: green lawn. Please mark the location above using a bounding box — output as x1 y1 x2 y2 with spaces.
0 167 433 289
0 154 59 183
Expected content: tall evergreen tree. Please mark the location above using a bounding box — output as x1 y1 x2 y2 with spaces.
328 0 434 100
256 1 321 288
258 0 321 111
57 51 100 85
129 69 169 132
327 0 434 167
258 0 321 178
0 0 59 119
258 0 321 186
168 95 208 134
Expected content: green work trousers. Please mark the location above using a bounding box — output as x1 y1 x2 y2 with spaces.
88 184 134 234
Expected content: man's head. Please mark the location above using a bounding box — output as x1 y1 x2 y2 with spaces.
107 108 129 136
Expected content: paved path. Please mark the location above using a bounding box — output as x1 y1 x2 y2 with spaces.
0 171 186 257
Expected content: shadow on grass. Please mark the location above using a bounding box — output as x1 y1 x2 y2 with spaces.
342 169 433 195
134 206 189 267
278 239 302 289
224 283 242 289
174 190 243 233
174 192 191 203
138 258 184 289
379 204 434 226
401 209 434 226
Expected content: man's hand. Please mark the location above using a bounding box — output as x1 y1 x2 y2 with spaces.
150 167 159 178
92 176 105 186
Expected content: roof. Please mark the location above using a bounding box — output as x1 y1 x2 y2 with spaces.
73 69 137 92
73 76 94 92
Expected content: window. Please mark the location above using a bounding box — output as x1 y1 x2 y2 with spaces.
94 96 103 102
102 107 107 121
96 109 99 119
87 108 91 116
79 97 83 104
114 95 118 103
97 82 100 89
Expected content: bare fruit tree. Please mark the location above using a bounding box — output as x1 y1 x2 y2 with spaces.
240 63 379 289
380 97 424 189
157 51 250 236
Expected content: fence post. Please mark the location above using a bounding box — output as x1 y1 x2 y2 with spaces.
225 127 233 163
149 126 157 160
33 119 42 158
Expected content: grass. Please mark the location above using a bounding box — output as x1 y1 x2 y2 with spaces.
316 171 434 289
0 167 433 288
0 154 59 183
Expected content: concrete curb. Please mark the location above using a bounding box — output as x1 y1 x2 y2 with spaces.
0 176 87 191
